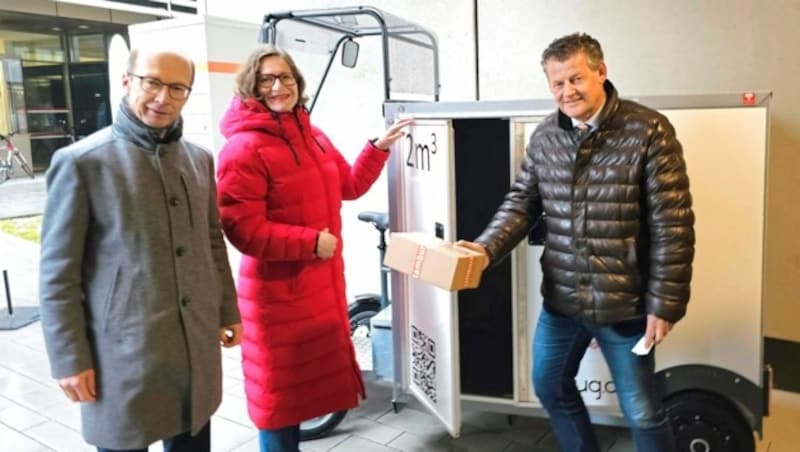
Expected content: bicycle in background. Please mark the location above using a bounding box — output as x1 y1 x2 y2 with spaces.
0 132 34 184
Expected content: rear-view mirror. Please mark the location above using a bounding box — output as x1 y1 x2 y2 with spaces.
342 39 359 68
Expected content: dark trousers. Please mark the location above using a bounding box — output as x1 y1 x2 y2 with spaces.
97 421 211 452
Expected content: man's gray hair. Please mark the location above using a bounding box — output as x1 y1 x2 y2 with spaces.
540 33 604 71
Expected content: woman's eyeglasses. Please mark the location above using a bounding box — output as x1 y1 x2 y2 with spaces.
258 73 297 87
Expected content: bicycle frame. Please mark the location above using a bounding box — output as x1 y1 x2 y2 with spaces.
0 133 35 183
0 137 12 182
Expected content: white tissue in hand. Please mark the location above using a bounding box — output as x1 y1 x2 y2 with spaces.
631 336 653 355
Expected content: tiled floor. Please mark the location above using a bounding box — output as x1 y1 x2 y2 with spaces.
0 175 46 220
3 316 800 452
1 223 799 451
0 319 631 452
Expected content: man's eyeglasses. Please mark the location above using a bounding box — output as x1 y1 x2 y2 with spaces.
258 73 297 87
128 73 192 100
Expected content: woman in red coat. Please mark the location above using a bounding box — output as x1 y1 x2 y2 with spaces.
216 45 412 452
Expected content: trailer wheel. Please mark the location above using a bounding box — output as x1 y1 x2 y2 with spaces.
299 410 347 441
348 298 381 334
665 391 755 452
349 301 380 361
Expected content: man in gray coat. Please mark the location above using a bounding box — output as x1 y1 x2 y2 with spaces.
39 47 242 452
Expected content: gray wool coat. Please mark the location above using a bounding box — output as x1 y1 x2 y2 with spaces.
39 102 240 449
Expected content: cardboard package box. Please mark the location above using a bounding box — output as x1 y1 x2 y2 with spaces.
383 232 487 291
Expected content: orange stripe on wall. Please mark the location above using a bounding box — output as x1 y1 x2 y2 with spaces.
197 61 241 74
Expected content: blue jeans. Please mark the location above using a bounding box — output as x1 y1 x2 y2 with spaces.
532 306 675 452
97 421 210 452
259 425 300 452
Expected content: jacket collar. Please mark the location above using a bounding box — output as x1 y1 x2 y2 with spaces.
112 97 183 151
557 80 620 132
219 96 311 139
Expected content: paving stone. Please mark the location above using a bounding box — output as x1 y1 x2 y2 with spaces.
340 415 403 445
24 421 93 452
0 223 795 452
211 415 258 451
386 431 452 452
0 422 52 452
329 436 400 452
0 402 48 431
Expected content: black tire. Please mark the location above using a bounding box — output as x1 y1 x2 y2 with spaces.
349 303 380 334
350 302 380 369
665 391 755 452
13 152 34 178
348 297 381 322
299 410 348 441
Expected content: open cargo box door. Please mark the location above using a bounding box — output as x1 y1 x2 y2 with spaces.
390 119 463 437
511 117 624 411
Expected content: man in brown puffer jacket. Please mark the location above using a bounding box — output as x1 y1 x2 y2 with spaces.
459 33 694 452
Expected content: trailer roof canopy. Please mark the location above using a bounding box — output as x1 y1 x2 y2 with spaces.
261 5 440 108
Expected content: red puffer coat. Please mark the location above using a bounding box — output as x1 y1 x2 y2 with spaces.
216 96 389 429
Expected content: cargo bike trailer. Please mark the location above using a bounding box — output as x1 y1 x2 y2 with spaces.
262 7 771 450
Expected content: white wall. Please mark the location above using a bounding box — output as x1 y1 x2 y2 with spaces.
189 0 799 343
477 0 800 342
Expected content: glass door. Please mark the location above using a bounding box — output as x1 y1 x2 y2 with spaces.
69 34 111 140
8 33 72 171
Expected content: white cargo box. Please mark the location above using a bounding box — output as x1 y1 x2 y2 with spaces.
385 94 770 448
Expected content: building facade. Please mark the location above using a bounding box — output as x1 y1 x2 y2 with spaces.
0 0 199 171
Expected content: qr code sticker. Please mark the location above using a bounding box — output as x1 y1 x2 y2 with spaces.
411 325 437 403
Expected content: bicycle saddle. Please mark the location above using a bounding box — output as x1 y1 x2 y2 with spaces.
357 211 389 231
